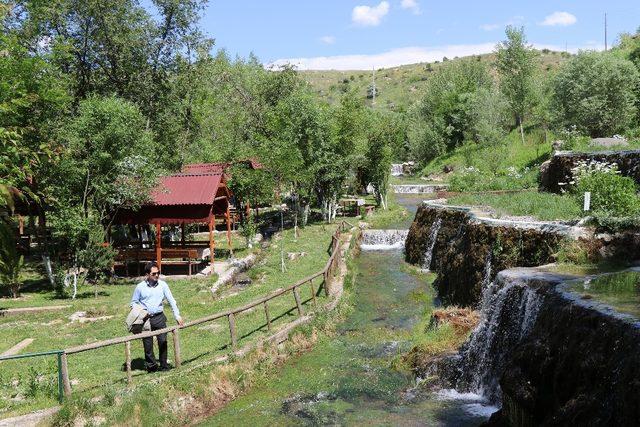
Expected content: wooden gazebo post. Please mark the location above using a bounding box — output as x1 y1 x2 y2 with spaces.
225 203 233 255
155 222 162 270
208 215 215 269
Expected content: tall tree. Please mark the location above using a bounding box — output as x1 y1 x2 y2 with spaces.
495 26 538 144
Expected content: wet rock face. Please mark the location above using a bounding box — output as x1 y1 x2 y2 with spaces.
405 205 563 306
539 149 640 193
489 290 640 426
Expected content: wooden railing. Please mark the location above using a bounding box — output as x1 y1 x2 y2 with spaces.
57 220 354 397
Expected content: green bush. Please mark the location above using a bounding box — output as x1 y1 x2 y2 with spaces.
571 161 640 217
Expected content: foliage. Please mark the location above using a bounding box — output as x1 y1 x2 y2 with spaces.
553 52 640 137
570 160 640 217
448 165 537 192
363 113 396 209
0 220 24 298
239 215 259 248
495 26 539 142
408 58 492 162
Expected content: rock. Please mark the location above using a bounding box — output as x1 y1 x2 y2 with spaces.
551 140 564 151
68 311 113 323
234 273 252 287
538 160 552 191
287 252 307 261
443 164 454 173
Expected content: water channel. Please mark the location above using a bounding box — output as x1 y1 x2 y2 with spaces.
202 195 494 426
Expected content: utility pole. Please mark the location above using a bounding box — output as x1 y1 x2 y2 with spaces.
604 12 608 51
371 66 376 105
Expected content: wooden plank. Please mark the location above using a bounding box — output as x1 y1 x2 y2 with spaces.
172 329 182 368
155 223 162 270
60 353 71 396
1 338 34 356
264 302 271 331
228 313 237 349
293 286 303 316
125 341 132 386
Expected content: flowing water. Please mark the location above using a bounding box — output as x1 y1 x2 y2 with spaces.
203 250 491 426
202 194 493 426
564 269 640 319
360 229 409 250
422 218 442 271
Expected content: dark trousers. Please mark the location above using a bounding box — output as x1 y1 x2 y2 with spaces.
143 312 168 369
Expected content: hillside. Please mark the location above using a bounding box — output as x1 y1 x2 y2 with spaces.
300 50 569 111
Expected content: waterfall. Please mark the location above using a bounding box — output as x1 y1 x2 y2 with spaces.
391 184 448 194
422 218 442 270
455 278 542 402
361 229 409 250
482 252 493 289
391 163 404 176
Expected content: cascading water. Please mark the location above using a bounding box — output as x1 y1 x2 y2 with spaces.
455 277 543 402
391 163 404 176
360 229 409 250
422 218 442 270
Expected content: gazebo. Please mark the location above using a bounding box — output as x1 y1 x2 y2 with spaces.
113 172 233 274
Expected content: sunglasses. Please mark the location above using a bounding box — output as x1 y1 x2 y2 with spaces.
150 272 161 277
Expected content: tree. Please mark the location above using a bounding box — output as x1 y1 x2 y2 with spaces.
495 26 539 144
364 113 397 210
408 58 492 162
0 219 24 298
552 52 639 137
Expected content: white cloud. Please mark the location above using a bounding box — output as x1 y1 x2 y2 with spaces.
319 35 336 45
270 43 496 70
268 42 602 71
352 1 390 27
539 11 577 27
480 23 500 31
401 0 421 15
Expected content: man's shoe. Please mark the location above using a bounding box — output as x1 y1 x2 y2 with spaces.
146 364 158 373
159 365 172 372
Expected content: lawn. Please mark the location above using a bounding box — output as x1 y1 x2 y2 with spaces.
448 191 583 221
0 222 342 418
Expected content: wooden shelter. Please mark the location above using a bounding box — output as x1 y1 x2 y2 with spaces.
113 172 233 273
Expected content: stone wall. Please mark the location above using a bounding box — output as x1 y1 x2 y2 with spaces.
539 149 640 193
486 269 640 426
405 203 577 306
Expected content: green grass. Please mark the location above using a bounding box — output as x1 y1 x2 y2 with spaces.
421 131 552 179
448 191 583 221
0 222 340 419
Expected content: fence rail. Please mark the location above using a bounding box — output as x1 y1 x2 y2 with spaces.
8 220 354 401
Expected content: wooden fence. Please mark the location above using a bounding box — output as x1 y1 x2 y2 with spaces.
58 220 353 397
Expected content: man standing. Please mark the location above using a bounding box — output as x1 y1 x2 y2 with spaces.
131 261 184 372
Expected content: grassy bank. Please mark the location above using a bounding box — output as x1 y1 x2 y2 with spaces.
0 223 340 419
448 192 583 221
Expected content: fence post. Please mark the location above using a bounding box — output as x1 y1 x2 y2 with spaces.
263 302 271 331
293 286 303 316
172 329 182 368
309 279 317 309
324 269 330 296
60 352 71 397
228 313 237 349
125 341 132 386
56 352 64 403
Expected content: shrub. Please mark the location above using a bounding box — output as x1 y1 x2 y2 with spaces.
448 166 537 192
570 160 640 217
553 51 640 137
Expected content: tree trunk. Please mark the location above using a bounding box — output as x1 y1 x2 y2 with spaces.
519 116 525 145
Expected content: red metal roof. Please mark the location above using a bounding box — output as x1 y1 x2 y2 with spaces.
151 173 223 206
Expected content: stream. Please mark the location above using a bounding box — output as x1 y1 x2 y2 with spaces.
202 194 494 426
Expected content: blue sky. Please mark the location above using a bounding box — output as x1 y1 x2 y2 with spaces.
200 1 640 69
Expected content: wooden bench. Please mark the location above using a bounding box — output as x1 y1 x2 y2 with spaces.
115 248 200 276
